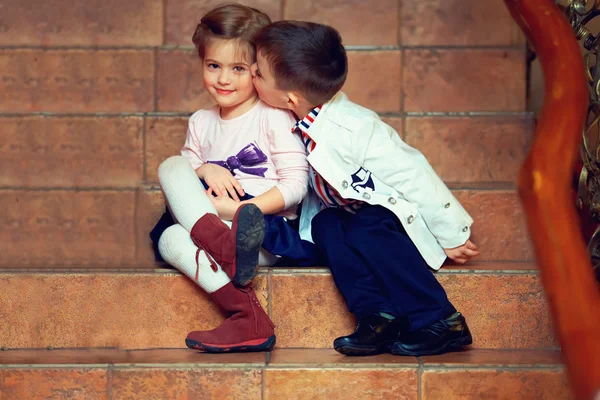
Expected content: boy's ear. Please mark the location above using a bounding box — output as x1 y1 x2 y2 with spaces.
286 92 300 111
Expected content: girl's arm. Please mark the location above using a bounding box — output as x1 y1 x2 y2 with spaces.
209 108 308 219
245 108 308 215
181 111 205 170
242 186 286 215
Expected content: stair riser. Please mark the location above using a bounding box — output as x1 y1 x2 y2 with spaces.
0 272 553 349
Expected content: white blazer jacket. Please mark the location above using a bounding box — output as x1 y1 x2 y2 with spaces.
298 92 473 270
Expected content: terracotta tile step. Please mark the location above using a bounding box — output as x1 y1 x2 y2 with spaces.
0 349 572 399
0 263 555 350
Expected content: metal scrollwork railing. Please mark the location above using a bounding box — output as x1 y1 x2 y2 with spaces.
562 0 600 281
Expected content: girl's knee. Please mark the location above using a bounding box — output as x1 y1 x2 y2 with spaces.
158 156 192 184
158 224 189 258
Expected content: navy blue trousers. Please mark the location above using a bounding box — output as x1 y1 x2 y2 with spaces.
150 180 323 267
311 204 456 331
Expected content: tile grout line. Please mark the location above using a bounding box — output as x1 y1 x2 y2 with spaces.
280 0 286 21
0 184 523 192
417 356 423 400
397 0 402 47
262 352 270 400
109 363 267 369
0 45 526 51
262 366 266 400
0 268 539 275
153 48 159 112
267 269 274 319
398 0 405 116
400 48 405 117
132 188 139 262
142 116 148 183
421 365 566 372
162 0 167 48
0 111 534 118
107 364 114 400
0 363 565 371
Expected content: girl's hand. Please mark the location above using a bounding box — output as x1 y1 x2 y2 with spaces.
208 194 243 221
198 163 245 201
444 239 480 264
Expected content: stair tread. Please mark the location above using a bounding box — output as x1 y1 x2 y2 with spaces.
420 348 564 366
268 348 563 367
0 348 563 367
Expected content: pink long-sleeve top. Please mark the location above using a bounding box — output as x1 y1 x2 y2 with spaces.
181 100 309 214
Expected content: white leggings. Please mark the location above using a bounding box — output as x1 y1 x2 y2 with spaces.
157 156 276 293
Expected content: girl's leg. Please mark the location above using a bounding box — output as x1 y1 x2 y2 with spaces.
158 156 216 232
158 156 265 287
158 224 229 293
159 224 275 352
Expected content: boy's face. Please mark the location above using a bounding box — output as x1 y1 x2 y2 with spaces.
251 51 290 110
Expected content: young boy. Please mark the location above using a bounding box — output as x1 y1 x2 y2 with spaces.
252 21 480 356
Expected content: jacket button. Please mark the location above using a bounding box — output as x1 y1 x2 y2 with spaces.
407 215 414 224
362 192 371 200
342 180 349 188
462 226 468 232
388 197 397 205
444 202 451 208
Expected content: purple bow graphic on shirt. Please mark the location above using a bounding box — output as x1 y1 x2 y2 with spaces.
207 142 268 177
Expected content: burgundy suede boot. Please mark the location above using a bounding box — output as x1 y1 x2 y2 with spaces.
190 203 265 287
185 282 276 352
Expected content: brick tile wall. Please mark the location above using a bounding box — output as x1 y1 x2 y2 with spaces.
0 0 528 267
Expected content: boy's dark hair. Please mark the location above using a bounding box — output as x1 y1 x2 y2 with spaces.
256 21 348 105
192 4 271 62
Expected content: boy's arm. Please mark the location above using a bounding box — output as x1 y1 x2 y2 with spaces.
361 121 474 250
444 240 479 264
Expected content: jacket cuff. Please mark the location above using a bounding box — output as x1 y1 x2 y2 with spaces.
436 225 472 249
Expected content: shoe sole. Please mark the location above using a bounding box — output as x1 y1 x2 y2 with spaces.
390 335 473 357
334 340 395 357
185 334 275 353
233 204 266 287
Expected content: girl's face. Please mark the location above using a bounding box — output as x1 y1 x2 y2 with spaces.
202 38 258 119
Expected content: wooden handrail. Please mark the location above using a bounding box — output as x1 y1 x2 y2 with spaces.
504 0 600 399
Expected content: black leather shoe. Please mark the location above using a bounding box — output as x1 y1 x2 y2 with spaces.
334 314 407 356
390 312 472 356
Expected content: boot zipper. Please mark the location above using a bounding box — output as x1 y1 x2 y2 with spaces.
241 286 259 335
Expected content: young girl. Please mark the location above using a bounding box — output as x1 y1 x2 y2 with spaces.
151 4 313 353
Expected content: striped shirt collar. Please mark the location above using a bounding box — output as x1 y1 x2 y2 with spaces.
292 105 323 135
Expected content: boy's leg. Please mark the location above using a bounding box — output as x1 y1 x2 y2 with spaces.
158 224 275 352
344 205 472 356
158 156 264 286
344 205 456 329
262 215 325 266
311 208 396 318
312 208 405 356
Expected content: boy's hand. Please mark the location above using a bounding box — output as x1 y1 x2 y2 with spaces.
208 193 243 221
444 240 480 264
198 163 245 201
